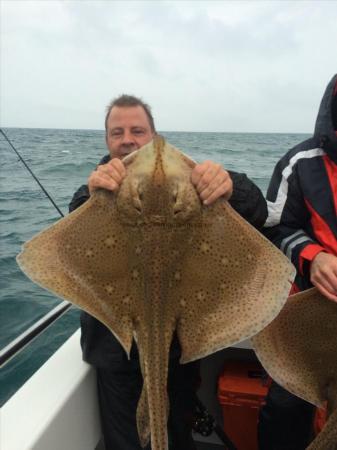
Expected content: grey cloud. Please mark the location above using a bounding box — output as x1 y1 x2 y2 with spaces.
1 1 337 132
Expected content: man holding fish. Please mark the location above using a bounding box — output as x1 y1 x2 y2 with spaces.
69 94 268 450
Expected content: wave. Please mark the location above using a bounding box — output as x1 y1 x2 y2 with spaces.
39 161 95 175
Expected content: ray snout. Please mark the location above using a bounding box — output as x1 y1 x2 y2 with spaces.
117 136 201 223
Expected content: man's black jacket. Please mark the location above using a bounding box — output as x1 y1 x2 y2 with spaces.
69 162 267 368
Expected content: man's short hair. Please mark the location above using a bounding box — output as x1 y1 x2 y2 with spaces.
105 94 155 133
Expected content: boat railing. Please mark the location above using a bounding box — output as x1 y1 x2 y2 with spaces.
0 301 72 367
1 129 71 368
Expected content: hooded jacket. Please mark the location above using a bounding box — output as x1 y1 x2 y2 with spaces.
265 74 337 292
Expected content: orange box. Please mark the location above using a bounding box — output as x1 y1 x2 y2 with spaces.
217 360 268 450
314 404 327 435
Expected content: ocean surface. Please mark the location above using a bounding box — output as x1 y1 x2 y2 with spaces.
0 128 309 406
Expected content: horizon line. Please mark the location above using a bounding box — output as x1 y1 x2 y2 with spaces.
0 125 312 135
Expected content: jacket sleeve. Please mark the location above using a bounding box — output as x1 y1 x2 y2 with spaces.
263 157 324 276
69 155 111 213
228 171 268 230
69 185 90 213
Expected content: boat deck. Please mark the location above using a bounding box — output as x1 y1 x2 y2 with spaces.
1 330 251 450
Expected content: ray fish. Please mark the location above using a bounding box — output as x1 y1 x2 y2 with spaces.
17 135 295 450
252 288 337 450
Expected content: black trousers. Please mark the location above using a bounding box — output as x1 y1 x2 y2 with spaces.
97 357 200 450
258 380 315 450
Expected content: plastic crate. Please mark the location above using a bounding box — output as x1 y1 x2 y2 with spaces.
217 360 268 450
314 404 327 435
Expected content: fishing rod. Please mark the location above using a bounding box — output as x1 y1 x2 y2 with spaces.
0 128 64 218
0 128 72 367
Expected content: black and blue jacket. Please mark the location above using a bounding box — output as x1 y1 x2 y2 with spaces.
265 74 337 292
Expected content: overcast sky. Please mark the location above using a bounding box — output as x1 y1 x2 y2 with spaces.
1 1 337 133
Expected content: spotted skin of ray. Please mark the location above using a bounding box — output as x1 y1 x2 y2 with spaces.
17 135 295 450
252 288 337 449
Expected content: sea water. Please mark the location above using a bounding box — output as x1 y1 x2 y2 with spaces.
0 128 309 405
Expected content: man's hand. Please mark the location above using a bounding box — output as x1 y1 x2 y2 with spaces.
310 252 337 303
191 161 233 205
88 159 126 194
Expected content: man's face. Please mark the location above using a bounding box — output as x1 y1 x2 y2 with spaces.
106 105 155 159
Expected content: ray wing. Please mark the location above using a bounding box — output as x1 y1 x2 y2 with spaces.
252 288 337 407
17 190 134 356
175 201 295 363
